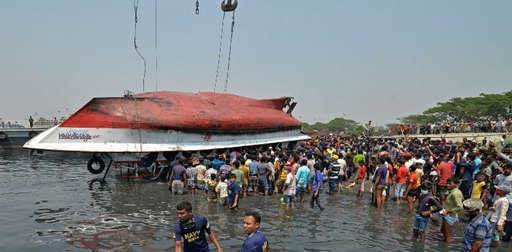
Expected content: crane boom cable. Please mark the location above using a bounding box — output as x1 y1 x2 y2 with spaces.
213 12 226 93
224 11 236 93
133 0 147 92
154 0 159 91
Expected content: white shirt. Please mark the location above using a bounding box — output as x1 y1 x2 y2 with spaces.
487 197 509 226
196 165 207 181
205 168 217 180
284 173 296 196
337 158 347 175
405 159 414 169
216 181 228 198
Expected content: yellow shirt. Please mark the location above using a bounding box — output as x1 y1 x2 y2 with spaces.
415 169 424 188
471 181 486 199
239 165 250 183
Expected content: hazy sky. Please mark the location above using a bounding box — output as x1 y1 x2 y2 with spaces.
1 1 511 125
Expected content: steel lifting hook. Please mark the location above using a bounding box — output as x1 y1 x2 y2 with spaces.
195 0 200 15
221 0 238 12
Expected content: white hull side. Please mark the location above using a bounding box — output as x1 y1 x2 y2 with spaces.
23 126 310 152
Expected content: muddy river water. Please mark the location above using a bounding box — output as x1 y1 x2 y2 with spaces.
1 151 511 251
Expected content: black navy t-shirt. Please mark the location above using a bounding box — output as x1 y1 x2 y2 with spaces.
241 230 269 252
173 214 211 252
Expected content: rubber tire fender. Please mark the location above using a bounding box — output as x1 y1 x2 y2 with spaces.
0 132 7 140
87 157 105 174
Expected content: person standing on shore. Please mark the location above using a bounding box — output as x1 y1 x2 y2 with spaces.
173 201 223 252
241 211 269 252
29 115 34 128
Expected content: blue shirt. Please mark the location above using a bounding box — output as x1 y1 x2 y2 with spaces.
473 158 482 176
462 214 492 252
212 159 225 171
173 214 211 252
228 182 241 206
457 162 474 181
313 171 323 191
172 165 186 181
296 166 310 186
241 230 269 252
373 165 387 185
248 161 259 176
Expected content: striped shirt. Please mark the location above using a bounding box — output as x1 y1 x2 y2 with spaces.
462 214 492 252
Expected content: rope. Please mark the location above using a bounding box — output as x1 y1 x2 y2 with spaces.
213 12 226 93
154 0 159 91
133 0 147 92
224 11 236 93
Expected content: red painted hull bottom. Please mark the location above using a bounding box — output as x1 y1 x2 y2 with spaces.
24 91 310 153
61 91 301 133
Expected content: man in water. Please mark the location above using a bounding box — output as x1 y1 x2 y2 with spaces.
173 201 223 252
241 211 269 252
461 198 492 252
295 159 310 207
441 177 463 243
169 159 187 195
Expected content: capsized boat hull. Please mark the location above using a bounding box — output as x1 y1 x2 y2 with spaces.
23 126 309 152
23 91 310 152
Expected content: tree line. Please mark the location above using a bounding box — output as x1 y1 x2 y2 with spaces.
301 90 512 136
399 90 512 124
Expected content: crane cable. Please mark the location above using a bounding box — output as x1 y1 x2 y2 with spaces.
154 0 159 91
223 11 236 93
133 0 147 92
213 12 226 93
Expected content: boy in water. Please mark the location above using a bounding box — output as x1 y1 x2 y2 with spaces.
283 166 296 210
310 163 325 211
413 183 443 242
216 175 228 206
355 160 367 198
228 174 241 210
206 174 218 203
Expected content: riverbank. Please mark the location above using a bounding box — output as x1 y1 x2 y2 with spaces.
376 132 508 143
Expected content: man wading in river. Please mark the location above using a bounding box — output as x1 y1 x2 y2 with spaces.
173 201 223 252
241 211 269 252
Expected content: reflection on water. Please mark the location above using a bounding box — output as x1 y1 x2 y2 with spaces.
1 151 511 251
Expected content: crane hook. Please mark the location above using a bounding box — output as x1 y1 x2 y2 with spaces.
195 0 200 15
221 0 238 12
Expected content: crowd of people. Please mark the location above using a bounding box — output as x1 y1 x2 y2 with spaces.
167 133 512 252
392 120 512 135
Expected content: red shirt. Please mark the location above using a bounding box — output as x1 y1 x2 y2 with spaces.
387 164 394 184
396 165 409 184
357 165 367 179
408 172 419 190
437 161 453 186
